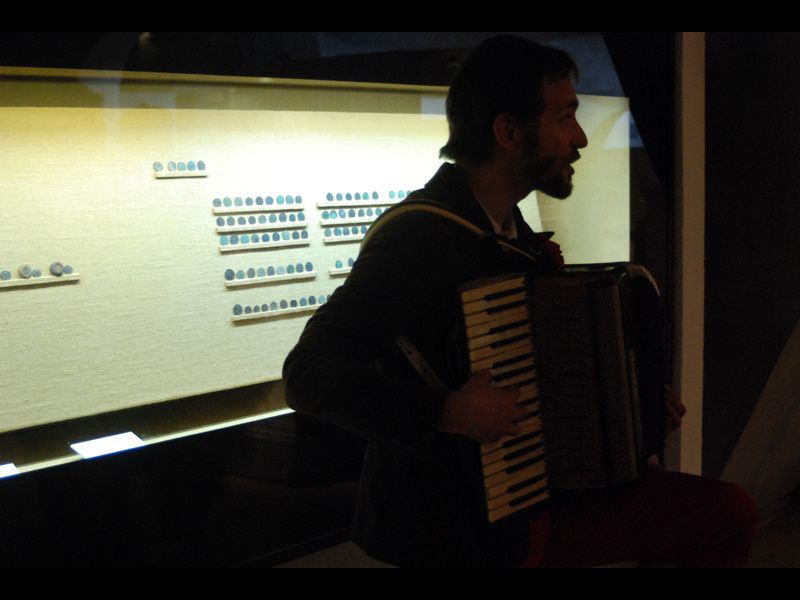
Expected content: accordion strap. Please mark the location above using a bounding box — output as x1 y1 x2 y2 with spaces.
360 199 543 264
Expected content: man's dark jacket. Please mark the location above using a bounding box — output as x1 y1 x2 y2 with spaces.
283 163 557 567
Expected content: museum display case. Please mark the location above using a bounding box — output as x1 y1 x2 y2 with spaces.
0 66 629 477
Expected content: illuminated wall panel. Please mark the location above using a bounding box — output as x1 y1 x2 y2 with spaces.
0 68 628 434
536 95 630 264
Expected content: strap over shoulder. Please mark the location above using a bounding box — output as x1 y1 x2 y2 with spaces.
360 199 545 264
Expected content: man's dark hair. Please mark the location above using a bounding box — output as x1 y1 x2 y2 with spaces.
440 35 578 168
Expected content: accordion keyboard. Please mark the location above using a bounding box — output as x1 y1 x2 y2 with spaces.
461 274 550 523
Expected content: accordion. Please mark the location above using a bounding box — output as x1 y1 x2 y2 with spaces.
460 263 665 523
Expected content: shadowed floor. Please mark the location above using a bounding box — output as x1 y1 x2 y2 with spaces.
276 513 800 568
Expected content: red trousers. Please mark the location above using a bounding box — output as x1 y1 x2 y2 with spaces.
523 470 758 567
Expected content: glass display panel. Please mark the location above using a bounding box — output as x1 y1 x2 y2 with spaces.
0 67 628 438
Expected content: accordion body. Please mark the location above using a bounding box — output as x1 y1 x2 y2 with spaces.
460 263 665 523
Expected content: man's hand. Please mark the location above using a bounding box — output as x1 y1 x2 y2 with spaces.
665 384 686 432
542 240 565 269
438 370 527 443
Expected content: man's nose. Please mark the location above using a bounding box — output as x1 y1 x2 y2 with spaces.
574 121 588 149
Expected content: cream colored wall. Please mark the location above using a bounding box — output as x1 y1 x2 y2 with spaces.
535 95 630 264
0 103 447 433
0 70 629 435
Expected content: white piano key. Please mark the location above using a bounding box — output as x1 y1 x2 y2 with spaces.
480 412 541 455
484 455 543 482
470 338 534 363
483 438 545 474
471 342 535 372
490 356 535 378
488 485 550 522
463 292 528 319
496 369 537 388
464 305 529 329
487 475 549 513
517 383 539 401
485 462 548 500
468 323 532 353
460 274 526 305
466 305 530 337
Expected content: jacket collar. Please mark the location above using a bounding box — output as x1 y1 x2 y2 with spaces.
421 163 497 234
422 163 526 239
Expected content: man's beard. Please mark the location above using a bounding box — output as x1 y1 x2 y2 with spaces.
523 130 576 200
532 157 573 199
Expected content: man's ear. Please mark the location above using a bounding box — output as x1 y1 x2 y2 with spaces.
492 113 524 153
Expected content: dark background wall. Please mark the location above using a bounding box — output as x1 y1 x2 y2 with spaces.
705 32 800 478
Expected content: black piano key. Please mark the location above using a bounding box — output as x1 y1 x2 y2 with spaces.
466 304 528 333
492 351 535 370
469 325 532 354
483 286 527 303
500 430 542 450
485 299 528 316
493 365 535 384
487 477 549 517
503 441 546 464
473 344 535 372
463 292 527 318
505 375 538 388
486 318 531 336
488 489 549 521
489 332 530 349
508 475 549 505
483 435 546 474
485 456 547 489
461 274 526 305
481 415 541 458
471 339 532 365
